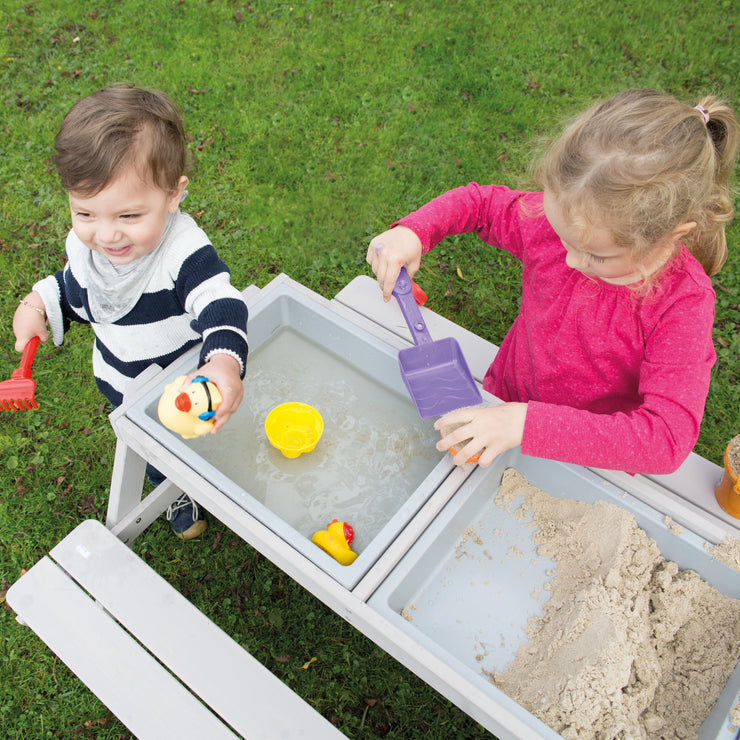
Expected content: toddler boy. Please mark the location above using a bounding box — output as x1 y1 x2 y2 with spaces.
13 86 249 539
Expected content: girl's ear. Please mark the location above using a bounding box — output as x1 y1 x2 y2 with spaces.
668 220 698 246
167 176 189 213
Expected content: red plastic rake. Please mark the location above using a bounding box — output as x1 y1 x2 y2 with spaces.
0 336 40 411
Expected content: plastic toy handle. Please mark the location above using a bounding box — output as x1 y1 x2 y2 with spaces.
411 280 427 306
15 336 40 379
392 267 433 346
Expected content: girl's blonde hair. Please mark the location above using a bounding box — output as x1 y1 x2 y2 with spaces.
535 89 739 276
53 85 187 197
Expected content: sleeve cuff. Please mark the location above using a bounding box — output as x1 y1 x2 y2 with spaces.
32 275 65 346
200 327 249 379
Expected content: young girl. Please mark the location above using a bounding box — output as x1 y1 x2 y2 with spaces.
367 89 738 475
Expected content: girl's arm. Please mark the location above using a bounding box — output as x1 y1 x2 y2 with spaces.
366 225 423 302
367 184 532 300
518 291 715 475
435 257 715 476
436 359 709 476
434 402 528 467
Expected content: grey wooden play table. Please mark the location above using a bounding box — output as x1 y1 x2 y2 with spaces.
8 274 740 740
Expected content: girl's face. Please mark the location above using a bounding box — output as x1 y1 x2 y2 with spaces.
69 166 188 266
543 190 669 285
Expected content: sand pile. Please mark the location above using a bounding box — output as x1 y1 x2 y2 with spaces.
488 468 740 739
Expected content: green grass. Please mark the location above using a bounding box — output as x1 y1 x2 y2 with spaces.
1 0 738 737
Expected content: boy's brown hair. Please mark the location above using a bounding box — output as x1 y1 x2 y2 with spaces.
53 85 187 196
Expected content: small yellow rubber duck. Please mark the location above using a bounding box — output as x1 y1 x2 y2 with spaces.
158 375 223 439
311 519 358 566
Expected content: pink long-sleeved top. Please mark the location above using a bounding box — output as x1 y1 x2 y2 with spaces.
396 183 716 474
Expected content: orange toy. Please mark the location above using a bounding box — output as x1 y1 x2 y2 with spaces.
715 436 740 518
439 421 480 464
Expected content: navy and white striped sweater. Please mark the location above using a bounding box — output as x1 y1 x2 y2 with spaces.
34 211 248 407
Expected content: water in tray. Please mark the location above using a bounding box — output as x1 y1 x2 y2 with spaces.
188 328 443 551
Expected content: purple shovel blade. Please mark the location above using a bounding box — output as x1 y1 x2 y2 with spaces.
393 268 482 419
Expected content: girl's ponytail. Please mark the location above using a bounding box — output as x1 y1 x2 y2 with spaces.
686 96 739 275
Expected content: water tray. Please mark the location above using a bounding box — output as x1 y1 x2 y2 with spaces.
368 448 740 740
125 279 452 589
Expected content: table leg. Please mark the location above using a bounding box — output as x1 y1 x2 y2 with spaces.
106 438 147 530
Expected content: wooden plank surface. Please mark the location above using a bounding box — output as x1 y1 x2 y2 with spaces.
7 557 238 740
50 520 346 740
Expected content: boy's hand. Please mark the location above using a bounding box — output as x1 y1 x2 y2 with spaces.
366 225 423 302
433 402 528 468
183 353 243 433
13 292 49 351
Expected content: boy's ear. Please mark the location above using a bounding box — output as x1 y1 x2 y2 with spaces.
167 176 189 212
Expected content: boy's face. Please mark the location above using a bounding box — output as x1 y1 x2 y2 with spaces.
69 166 188 266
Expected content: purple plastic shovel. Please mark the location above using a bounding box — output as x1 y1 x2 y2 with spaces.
392 267 482 419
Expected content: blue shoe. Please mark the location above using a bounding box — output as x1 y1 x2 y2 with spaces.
166 493 207 540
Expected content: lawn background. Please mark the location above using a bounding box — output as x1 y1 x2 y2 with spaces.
1 1 738 738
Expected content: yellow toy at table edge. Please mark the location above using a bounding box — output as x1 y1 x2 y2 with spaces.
312 519 358 566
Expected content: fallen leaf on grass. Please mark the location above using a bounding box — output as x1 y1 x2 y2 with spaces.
77 495 99 515
301 657 317 670
83 716 114 728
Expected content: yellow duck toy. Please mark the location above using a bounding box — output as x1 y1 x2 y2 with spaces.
311 519 358 566
157 375 223 440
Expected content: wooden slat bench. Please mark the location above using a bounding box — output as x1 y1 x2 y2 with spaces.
6 519 346 740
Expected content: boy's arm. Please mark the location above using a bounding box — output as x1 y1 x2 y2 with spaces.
174 242 249 374
196 289 249 378
192 352 243 433
194 291 248 432
33 270 74 346
175 242 249 431
13 291 49 351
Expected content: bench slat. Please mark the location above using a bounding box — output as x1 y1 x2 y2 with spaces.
7 557 238 740
49 520 345 739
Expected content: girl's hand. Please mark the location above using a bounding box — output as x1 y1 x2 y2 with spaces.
13 292 49 351
182 353 243 433
434 402 528 468
366 225 423 302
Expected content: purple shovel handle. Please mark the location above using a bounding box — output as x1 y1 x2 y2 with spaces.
392 267 432 346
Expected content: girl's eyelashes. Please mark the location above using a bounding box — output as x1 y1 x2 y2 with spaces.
589 254 608 264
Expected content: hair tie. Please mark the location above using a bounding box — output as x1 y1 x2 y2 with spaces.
693 105 710 125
